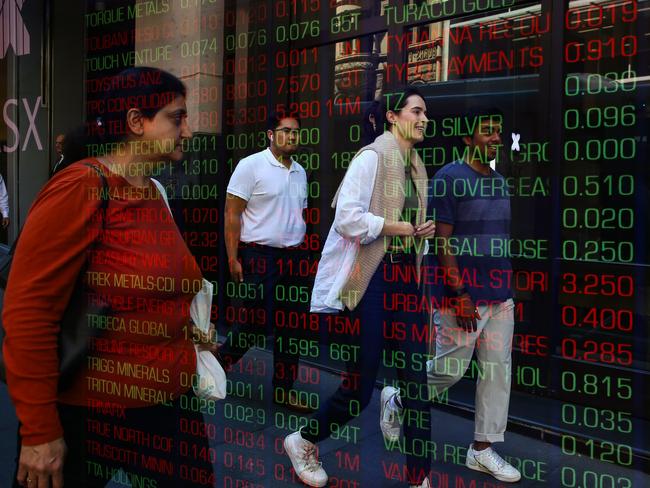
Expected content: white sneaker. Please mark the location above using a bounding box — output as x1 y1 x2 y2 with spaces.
284 430 328 487
465 444 521 482
410 476 431 488
380 386 402 442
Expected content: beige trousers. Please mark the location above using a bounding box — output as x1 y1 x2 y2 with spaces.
427 298 515 443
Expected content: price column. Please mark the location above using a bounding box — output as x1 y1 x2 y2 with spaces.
558 1 645 485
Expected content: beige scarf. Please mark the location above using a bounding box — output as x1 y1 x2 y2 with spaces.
331 132 428 310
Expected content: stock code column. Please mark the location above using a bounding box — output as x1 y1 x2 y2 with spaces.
84 2 225 486
170 3 224 487
558 1 648 486
220 2 270 487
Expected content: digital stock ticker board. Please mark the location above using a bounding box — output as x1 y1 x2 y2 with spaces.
0 0 648 487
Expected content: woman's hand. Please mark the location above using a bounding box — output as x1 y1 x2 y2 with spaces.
192 322 218 352
414 220 435 238
17 437 66 488
381 221 415 237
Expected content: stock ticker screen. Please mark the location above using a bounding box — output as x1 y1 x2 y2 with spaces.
12 0 650 486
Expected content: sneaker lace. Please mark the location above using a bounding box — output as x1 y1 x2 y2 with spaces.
383 393 400 421
302 444 323 472
383 402 394 422
485 449 506 470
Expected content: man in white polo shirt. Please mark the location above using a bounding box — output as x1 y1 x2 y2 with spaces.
220 113 312 412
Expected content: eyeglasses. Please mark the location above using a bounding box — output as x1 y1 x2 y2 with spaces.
274 128 300 137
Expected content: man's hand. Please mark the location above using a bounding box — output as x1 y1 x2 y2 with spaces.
455 294 481 333
414 220 435 238
17 438 66 488
229 258 243 283
2 217 9 228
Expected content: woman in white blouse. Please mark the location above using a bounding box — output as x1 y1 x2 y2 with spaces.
284 87 436 488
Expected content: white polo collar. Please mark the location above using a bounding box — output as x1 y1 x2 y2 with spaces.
264 148 300 172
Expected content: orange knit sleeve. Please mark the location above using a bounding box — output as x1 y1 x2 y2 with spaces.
2 162 104 445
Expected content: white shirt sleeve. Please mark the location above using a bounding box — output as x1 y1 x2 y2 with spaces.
333 150 384 245
226 158 255 201
301 168 308 209
0 175 9 218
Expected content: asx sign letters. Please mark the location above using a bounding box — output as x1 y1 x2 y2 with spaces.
3 96 42 152
1 0 31 58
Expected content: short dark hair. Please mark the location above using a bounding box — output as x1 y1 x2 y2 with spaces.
381 86 426 131
94 67 186 145
57 67 187 169
362 100 386 144
463 106 504 138
267 112 300 131
382 86 425 119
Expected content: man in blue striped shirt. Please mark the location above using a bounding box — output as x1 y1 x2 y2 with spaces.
380 108 522 484
429 109 520 482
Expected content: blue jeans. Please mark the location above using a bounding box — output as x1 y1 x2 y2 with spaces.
304 257 432 484
218 244 307 392
427 298 515 443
